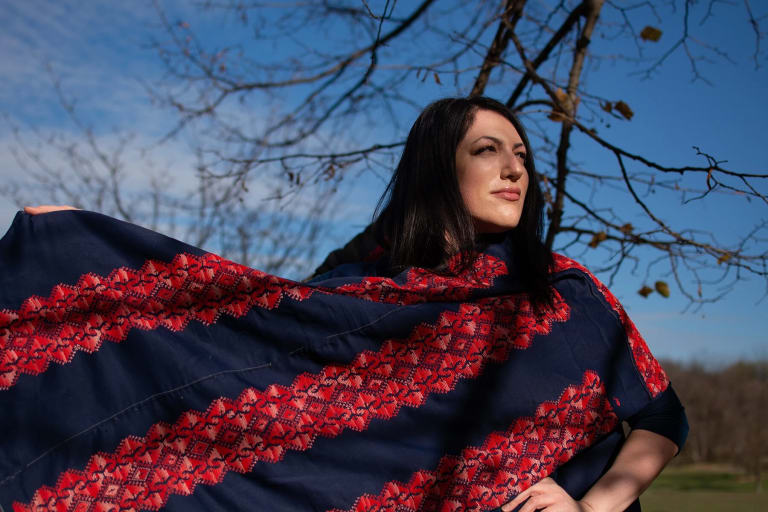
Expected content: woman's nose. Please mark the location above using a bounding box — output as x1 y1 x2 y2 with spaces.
501 154 525 180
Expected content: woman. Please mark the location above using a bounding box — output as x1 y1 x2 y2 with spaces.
18 97 686 512
309 97 687 511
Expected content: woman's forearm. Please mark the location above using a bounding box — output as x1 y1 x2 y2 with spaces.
579 429 678 512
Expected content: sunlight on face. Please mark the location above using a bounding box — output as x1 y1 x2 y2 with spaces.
455 109 528 233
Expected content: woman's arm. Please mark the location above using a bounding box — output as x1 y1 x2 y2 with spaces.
578 428 678 511
502 428 678 512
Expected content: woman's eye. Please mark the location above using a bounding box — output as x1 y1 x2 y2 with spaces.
517 152 527 161
475 145 496 154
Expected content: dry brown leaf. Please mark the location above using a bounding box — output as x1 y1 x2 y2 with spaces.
554 87 569 105
548 111 566 122
600 101 612 113
640 26 662 42
654 281 670 298
549 88 579 122
717 252 731 265
433 72 442 85
619 223 634 235
638 285 653 298
588 231 608 248
614 101 634 120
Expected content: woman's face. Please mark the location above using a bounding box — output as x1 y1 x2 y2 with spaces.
455 109 528 233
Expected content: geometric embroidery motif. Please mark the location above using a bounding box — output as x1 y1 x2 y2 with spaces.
333 253 508 304
331 370 618 512
0 252 508 391
552 254 669 397
13 290 569 512
0 252 313 390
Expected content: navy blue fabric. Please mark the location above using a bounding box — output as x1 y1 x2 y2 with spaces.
0 211 686 511
627 385 688 452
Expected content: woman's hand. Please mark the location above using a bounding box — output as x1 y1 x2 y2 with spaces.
23 205 79 215
501 477 593 512
503 429 678 512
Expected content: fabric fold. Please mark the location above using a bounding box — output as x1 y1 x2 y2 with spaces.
0 211 674 512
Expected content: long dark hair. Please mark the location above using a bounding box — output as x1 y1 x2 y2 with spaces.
374 96 553 306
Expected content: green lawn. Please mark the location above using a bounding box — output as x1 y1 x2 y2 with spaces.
640 465 767 512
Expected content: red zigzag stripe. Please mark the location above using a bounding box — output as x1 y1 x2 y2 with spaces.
331 370 618 512
0 251 507 391
552 254 669 397
0 253 313 390
13 292 569 512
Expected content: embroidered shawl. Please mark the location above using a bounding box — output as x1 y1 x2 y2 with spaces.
0 211 669 512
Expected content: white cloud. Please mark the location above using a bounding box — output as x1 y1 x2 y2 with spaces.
0 0 397 241
1 2 153 120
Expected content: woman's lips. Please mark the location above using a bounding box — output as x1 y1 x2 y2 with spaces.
492 189 521 201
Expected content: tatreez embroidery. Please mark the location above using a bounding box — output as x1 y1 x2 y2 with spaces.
333 252 508 304
551 254 669 397
0 253 314 390
0 252 508 391
13 291 569 512
333 371 618 512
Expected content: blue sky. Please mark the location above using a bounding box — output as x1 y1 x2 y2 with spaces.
0 0 766 364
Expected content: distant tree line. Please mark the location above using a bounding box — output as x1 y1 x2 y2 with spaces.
662 359 767 490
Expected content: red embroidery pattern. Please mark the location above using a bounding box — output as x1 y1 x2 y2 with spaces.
13 292 569 512
0 251 507 391
332 371 618 512
0 253 315 390
551 254 669 396
332 253 507 304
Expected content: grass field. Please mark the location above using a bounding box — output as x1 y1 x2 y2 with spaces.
641 465 767 511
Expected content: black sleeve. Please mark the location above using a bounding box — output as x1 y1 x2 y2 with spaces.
625 384 689 454
308 224 378 279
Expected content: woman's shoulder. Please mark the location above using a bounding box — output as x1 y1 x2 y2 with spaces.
549 253 614 299
550 252 594 277
550 252 671 398
548 252 629 324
